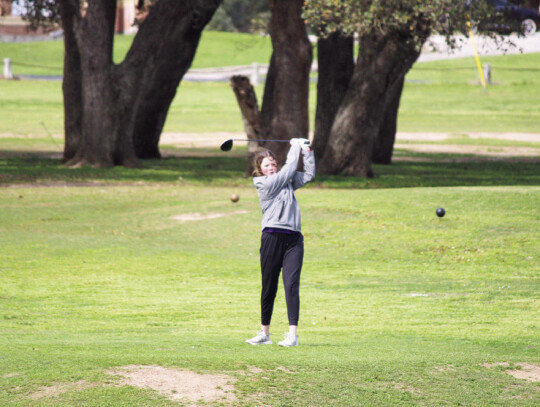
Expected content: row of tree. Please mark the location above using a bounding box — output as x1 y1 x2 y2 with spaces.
17 0 499 176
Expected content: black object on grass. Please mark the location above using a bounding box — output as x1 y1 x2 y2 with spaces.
220 138 307 152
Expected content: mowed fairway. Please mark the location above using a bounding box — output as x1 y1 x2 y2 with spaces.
1 180 539 406
1 31 539 406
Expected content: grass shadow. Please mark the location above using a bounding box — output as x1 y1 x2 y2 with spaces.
0 149 539 189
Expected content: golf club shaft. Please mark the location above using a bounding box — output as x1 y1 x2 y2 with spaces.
232 139 291 143
220 137 308 152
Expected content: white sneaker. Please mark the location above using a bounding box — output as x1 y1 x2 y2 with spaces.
245 330 272 345
278 333 298 347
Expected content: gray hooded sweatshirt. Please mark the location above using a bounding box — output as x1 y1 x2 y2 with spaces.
253 144 315 232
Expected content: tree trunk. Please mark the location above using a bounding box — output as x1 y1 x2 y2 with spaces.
59 0 82 163
129 0 222 159
372 76 405 164
230 76 266 142
312 31 354 162
230 75 267 174
59 0 222 167
260 53 276 136
67 0 118 168
318 32 423 177
230 0 312 171
263 0 312 163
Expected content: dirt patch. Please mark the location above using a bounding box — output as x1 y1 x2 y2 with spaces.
396 132 540 143
483 363 540 382
0 133 63 139
506 364 540 382
108 365 236 405
26 365 238 405
160 132 245 148
241 365 295 375
28 380 95 400
394 143 540 158
158 132 540 146
171 210 248 222
275 366 296 374
434 365 457 373
392 381 423 395
247 366 265 375
2 373 20 378
2 132 539 163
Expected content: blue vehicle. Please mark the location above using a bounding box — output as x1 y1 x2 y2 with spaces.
480 0 540 36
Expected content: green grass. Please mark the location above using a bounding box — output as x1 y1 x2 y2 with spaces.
400 53 540 132
1 174 539 406
1 31 538 406
405 52 540 85
1 55 540 136
399 82 540 133
1 32 539 135
190 31 272 68
1 145 540 188
0 31 272 76
0 39 64 76
0 80 64 135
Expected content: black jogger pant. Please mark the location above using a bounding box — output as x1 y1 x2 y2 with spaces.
260 231 304 326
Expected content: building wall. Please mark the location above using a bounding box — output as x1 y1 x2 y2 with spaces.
1 0 12 17
115 0 137 34
0 16 47 37
0 0 138 37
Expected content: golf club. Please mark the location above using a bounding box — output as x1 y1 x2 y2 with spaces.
220 138 308 152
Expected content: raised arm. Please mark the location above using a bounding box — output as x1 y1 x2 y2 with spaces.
292 146 315 190
254 144 302 198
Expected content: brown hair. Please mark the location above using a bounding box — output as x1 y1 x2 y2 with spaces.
252 149 277 177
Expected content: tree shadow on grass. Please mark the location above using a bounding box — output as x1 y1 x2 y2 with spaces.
0 150 539 189
322 155 540 189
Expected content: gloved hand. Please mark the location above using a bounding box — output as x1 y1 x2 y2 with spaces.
290 138 310 149
289 138 301 146
297 138 311 151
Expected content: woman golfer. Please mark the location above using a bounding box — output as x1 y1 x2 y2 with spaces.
246 138 315 347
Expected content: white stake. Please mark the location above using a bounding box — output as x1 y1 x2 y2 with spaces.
3 58 13 79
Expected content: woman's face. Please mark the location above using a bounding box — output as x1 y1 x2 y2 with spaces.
260 157 277 176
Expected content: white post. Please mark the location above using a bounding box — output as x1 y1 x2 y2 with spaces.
483 63 492 85
3 58 13 79
251 62 259 86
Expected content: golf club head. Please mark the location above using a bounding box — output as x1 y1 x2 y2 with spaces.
220 139 233 152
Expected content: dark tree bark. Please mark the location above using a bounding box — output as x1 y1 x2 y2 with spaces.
59 0 82 163
317 30 425 177
230 0 312 171
260 53 276 136
312 31 354 162
67 0 120 168
262 0 312 163
372 76 405 164
230 75 267 174
60 0 222 167
230 76 266 142
129 1 222 159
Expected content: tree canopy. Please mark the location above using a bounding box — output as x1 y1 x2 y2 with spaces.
303 0 494 44
302 0 501 177
207 0 269 33
15 0 61 31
